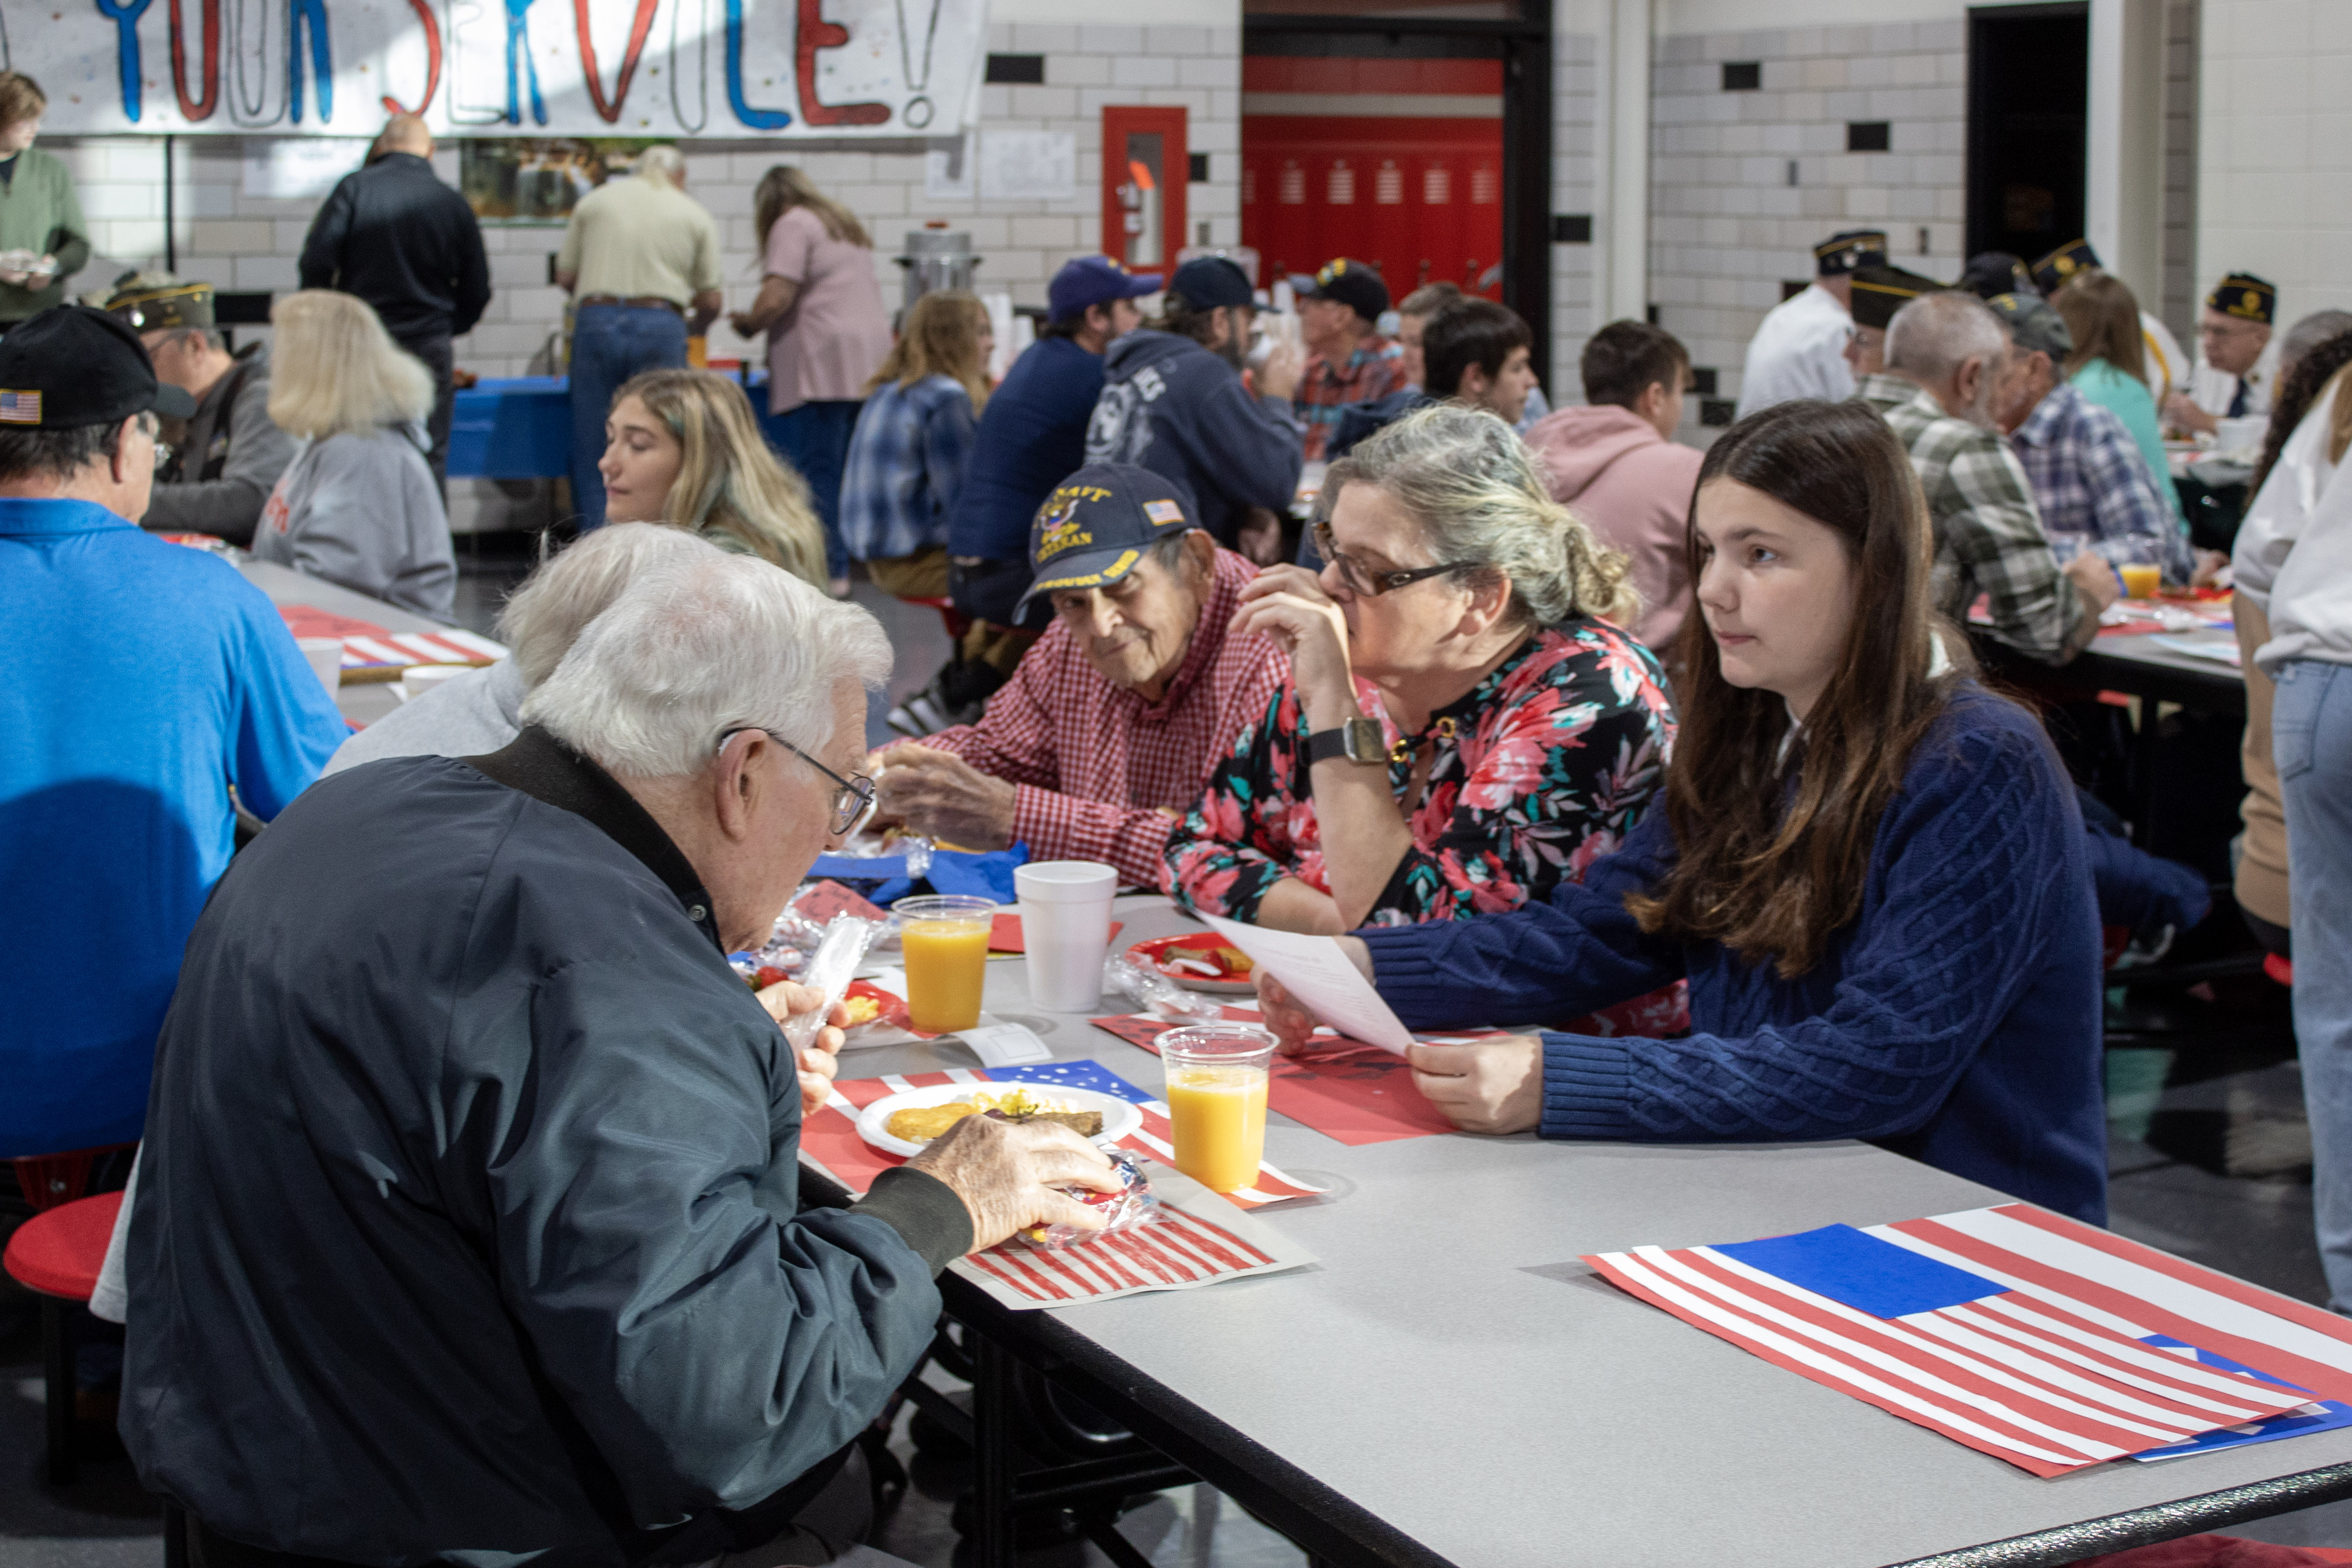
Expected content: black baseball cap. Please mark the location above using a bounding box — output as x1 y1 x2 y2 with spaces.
1290 258 1390 324
1015 463 1197 614
1168 256 1255 312
0 305 196 430
1849 264 1942 331
1814 230 1889 277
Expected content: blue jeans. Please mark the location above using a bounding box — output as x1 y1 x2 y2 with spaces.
765 399 862 580
568 303 688 529
2276 659 2352 1309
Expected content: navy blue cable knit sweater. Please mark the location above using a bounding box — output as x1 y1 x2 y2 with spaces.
1357 684 2108 1224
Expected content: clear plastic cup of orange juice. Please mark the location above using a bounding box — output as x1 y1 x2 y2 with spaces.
897 894 995 1033
1160 1024 1274 1192
2118 561 2162 601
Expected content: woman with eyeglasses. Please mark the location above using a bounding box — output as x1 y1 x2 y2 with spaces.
1163 404 1676 934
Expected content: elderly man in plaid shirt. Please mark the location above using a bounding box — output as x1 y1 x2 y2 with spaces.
1291 259 1405 462
1985 291 2214 587
1855 290 2118 663
870 463 1285 889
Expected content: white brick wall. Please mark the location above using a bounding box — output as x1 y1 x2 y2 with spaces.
2161 0 2199 342
44 17 1244 380
1649 17 1967 408
1552 26 1601 399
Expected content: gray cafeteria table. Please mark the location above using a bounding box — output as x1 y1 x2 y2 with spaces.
822 894 2352 1568
237 556 456 726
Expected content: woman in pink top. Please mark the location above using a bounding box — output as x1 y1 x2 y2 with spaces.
1526 321 1705 659
729 167 896 591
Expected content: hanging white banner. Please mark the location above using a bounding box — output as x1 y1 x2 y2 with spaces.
17 0 984 138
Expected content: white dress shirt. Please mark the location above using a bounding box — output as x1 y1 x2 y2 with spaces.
1735 283 1855 418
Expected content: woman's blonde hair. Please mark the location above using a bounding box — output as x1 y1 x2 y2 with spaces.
2053 271 2149 385
266 290 435 440
1323 403 1639 631
867 289 991 410
609 369 826 586
753 165 872 251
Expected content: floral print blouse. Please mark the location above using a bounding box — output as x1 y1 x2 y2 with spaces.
1164 619 1677 926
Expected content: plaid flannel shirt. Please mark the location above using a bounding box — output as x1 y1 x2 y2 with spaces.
907 549 1287 889
1295 336 1404 462
1860 375 2088 663
2009 381 2195 584
838 373 976 562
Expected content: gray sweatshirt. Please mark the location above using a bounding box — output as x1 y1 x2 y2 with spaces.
323 659 525 775
252 421 456 619
141 343 298 544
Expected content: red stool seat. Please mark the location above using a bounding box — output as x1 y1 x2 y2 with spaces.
3 1189 122 1300
2265 952 2294 987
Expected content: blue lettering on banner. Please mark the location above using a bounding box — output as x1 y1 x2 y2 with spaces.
286 0 333 122
723 0 792 129
502 0 546 124
94 0 153 122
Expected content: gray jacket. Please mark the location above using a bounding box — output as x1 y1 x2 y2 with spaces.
141 343 298 545
323 658 525 775
251 420 456 619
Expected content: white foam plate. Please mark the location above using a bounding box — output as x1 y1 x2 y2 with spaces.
855 1083 1142 1158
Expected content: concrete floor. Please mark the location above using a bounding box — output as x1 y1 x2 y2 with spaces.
6 549 2347 1565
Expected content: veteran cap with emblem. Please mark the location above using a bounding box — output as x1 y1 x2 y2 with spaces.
2208 272 2277 326
1959 251 2036 302
1849 264 1943 332
0 304 196 429
1287 258 1390 324
1814 230 1889 277
1986 292 2073 360
2030 239 2100 298
103 269 217 333
1016 463 1198 615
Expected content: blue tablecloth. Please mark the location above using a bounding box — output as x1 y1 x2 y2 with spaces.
447 369 787 483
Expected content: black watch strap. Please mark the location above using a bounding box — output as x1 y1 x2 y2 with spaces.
1305 726 1353 767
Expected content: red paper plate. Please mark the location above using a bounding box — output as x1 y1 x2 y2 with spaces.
1128 932 1256 994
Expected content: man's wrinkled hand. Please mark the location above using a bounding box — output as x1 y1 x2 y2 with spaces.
756 980 847 1115
907 1114 1121 1252
872 745 1017 850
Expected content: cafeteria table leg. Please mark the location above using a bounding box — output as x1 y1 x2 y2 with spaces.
973 1331 1014 1568
42 1296 76 1485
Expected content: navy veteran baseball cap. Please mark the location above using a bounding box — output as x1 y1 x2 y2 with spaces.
1016 463 1196 614
1987 292 2074 359
0 304 196 429
2209 273 2277 325
2031 239 2100 297
1048 255 1161 324
1289 258 1390 323
1813 230 1888 276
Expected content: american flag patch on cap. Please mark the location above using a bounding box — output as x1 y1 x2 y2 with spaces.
0 390 40 424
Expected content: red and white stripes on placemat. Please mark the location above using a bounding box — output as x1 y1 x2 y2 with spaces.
276 604 508 672
960 1202 1287 1306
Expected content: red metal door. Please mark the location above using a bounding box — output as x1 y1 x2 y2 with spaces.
1102 106 1188 275
1241 57 1503 298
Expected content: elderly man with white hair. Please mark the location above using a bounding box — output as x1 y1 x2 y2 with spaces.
1855 288 2118 664
119 552 1115 1568
323 522 720 774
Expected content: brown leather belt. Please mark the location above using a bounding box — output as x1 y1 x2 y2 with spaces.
577 294 684 315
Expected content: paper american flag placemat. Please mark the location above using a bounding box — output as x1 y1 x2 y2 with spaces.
798 1060 1327 1210
1584 1204 2352 1476
277 604 507 681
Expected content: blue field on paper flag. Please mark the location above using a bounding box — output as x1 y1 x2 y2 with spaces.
992 1059 1154 1104
1711 1224 2006 1318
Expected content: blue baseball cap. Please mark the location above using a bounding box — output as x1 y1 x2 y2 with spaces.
1015 463 1197 614
1048 256 1161 324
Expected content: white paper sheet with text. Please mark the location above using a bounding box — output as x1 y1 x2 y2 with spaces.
1197 914 1415 1053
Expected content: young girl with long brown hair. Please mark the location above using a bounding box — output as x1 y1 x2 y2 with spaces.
1254 398 2108 1223
836 288 994 599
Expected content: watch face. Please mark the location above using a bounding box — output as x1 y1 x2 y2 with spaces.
1345 716 1385 763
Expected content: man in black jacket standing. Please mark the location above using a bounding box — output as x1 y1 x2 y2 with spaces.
299 114 491 486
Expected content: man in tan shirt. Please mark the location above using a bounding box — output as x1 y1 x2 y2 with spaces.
555 145 724 528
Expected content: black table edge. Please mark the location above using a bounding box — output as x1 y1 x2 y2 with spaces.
1887 1461 2352 1567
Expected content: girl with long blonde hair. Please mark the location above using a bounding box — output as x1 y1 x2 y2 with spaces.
836 289 995 598
254 289 455 616
595 368 827 586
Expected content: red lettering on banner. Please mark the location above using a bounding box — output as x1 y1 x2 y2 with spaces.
574 0 659 124
168 0 219 121
380 0 443 116
794 0 890 127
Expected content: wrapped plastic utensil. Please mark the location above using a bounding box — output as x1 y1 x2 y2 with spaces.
1103 951 1225 1024
784 917 879 1052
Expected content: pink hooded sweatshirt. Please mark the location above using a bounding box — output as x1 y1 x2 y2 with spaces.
1525 403 1703 655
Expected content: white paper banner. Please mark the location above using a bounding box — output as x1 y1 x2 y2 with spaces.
25 0 985 138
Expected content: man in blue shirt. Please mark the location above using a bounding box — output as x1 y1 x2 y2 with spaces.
0 304 347 1158
899 258 1161 735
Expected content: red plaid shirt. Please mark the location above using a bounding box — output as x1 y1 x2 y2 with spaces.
916 549 1287 889
1295 335 1404 461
